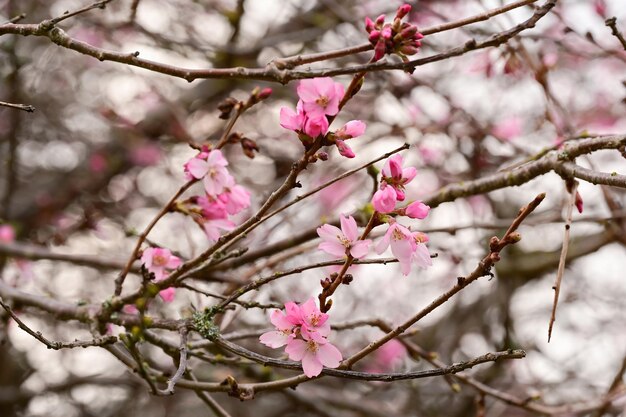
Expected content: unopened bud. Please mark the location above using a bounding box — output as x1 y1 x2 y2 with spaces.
342 274 353 285
241 137 259 159
507 232 522 243
395 4 412 20
317 151 329 161
217 97 239 119
368 30 381 43
489 236 500 251
258 87 272 100
574 191 584 214
320 278 331 289
227 132 242 143
375 14 386 26
400 25 418 39
365 17 375 33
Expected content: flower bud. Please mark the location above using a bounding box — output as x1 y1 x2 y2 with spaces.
258 87 272 100
400 25 418 39
365 17 375 32
368 30 381 43
241 137 259 159
395 4 412 20
375 14 386 26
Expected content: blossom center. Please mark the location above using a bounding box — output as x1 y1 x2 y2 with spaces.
315 95 329 108
337 234 351 248
391 228 405 241
153 254 168 266
306 339 319 353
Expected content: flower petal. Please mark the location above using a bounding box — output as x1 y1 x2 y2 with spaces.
317 342 343 368
301 350 324 377
340 215 358 242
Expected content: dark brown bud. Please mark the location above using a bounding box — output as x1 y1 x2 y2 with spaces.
342 274 353 285
241 137 259 159
217 97 239 119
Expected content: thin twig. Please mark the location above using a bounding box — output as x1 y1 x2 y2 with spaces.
0 100 34 112
548 181 577 342
605 17 626 51
0 297 117 349
163 327 189 395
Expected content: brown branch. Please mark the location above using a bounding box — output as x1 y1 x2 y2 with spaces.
0 0 554 83
0 297 117 349
547 181 577 342
424 135 626 208
0 241 132 270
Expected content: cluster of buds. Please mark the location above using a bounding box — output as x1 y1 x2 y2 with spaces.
365 4 424 62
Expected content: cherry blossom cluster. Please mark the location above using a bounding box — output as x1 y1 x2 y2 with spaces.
260 298 342 378
280 77 366 158
183 147 251 241
373 155 432 275
365 4 424 62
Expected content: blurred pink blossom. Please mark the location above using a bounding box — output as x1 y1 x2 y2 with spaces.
141 247 181 282
492 117 522 141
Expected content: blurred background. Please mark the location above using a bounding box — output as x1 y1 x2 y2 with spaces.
1 0 625 416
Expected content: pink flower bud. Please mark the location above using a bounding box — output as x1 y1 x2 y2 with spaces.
258 87 272 100
575 191 584 213
395 4 412 20
400 25 418 39
374 41 386 61
365 17 375 32
375 14 386 26
368 30 381 43
405 201 430 219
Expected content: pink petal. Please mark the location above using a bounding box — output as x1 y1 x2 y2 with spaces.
317 342 342 368
317 224 343 242
166 255 181 269
375 229 391 254
186 158 209 179
401 167 417 184
259 331 290 348
297 79 321 103
340 215 359 242
412 244 433 269
269 309 293 331
301 351 324 378
141 248 154 268
285 302 303 325
319 241 348 257
350 240 371 259
372 186 397 213
303 114 329 137
285 339 307 361
279 107 303 131
342 120 366 138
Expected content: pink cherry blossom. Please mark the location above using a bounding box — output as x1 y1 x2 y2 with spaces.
0 224 15 243
140 247 181 281
297 78 344 119
317 215 371 259
376 221 431 275
259 299 342 378
280 101 329 138
298 298 331 338
279 101 305 131
372 155 418 212
184 149 233 196
259 308 298 348
285 331 343 378
404 201 430 219
219 184 251 215
372 185 397 213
